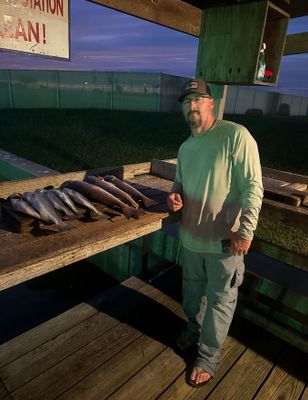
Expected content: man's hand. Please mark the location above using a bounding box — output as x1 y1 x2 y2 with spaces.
167 192 183 212
230 232 252 256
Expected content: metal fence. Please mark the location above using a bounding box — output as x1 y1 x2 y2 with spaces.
1 69 307 115
225 86 308 116
0 70 189 112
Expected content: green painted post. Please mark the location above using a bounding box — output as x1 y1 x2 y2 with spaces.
8 70 14 110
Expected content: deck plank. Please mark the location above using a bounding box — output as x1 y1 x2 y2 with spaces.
4 279 186 400
57 285 185 400
57 334 166 400
107 347 187 400
0 379 11 400
0 276 146 367
0 273 306 400
206 333 285 400
1 312 119 392
156 314 260 400
254 346 307 400
157 334 247 400
1 279 156 390
12 323 141 400
301 386 308 400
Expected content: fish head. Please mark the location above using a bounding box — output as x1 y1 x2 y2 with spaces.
23 191 34 198
9 192 22 200
60 181 71 189
104 175 115 181
85 175 96 182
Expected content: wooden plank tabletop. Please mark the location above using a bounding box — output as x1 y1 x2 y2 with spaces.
0 173 173 291
0 274 306 400
1 160 307 291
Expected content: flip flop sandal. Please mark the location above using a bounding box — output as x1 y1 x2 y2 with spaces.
187 377 211 388
186 365 211 388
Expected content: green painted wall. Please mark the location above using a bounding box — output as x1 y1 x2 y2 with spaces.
0 159 35 182
88 231 179 282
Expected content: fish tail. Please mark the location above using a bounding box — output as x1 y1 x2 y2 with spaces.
130 199 140 209
65 213 79 221
86 209 110 220
142 198 158 208
58 223 75 232
97 211 110 220
122 207 144 220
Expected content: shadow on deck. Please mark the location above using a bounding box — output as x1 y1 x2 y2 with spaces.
0 267 307 400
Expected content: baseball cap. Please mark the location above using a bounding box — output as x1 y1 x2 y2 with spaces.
179 78 212 102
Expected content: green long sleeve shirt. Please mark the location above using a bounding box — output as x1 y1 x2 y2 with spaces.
173 119 264 253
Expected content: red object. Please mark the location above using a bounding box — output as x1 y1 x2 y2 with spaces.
265 70 273 77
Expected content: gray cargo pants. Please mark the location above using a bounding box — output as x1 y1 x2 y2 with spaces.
179 246 245 378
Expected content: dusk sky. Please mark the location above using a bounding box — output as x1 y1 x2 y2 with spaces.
1 0 308 97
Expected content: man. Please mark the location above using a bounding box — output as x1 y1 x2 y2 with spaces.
167 78 263 387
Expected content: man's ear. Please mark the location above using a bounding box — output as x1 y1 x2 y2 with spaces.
210 98 215 109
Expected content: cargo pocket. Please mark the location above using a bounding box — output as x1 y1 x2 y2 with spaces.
230 260 245 288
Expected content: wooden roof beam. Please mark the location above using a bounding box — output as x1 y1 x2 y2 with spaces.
173 0 308 18
89 0 308 55
88 0 201 36
287 0 308 17
284 32 308 55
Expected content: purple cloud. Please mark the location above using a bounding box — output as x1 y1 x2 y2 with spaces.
0 0 307 96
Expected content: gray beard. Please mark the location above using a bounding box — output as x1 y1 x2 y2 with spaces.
186 110 202 130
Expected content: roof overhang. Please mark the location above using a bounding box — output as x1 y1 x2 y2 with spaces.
88 0 308 55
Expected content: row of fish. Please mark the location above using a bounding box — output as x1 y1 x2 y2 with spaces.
9 187 106 227
7 175 157 226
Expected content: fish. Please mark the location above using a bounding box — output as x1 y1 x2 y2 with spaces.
9 193 41 219
45 189 76 219
61 180 144 219
61 187 108 219
49 188 80 214
103 175 158 208
23 189 65 226
85 175 139 209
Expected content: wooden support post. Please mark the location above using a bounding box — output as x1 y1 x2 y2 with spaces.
218 85 228 120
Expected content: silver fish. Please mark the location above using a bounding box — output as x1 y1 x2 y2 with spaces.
9 193 41 219
104 175 158 208
86 175 139 208
48 188 80 214
45 190 75 219
62 180 144 219
61 187 107 218
23 189 64 225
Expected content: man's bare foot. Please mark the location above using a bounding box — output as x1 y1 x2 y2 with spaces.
188 366 211 387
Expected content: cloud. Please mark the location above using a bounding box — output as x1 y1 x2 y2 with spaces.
0 0 307 96
287 16 308 34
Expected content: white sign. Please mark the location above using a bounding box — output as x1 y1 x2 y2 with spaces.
0 0 70 59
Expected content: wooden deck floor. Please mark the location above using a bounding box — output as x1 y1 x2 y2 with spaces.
0 268 307 400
